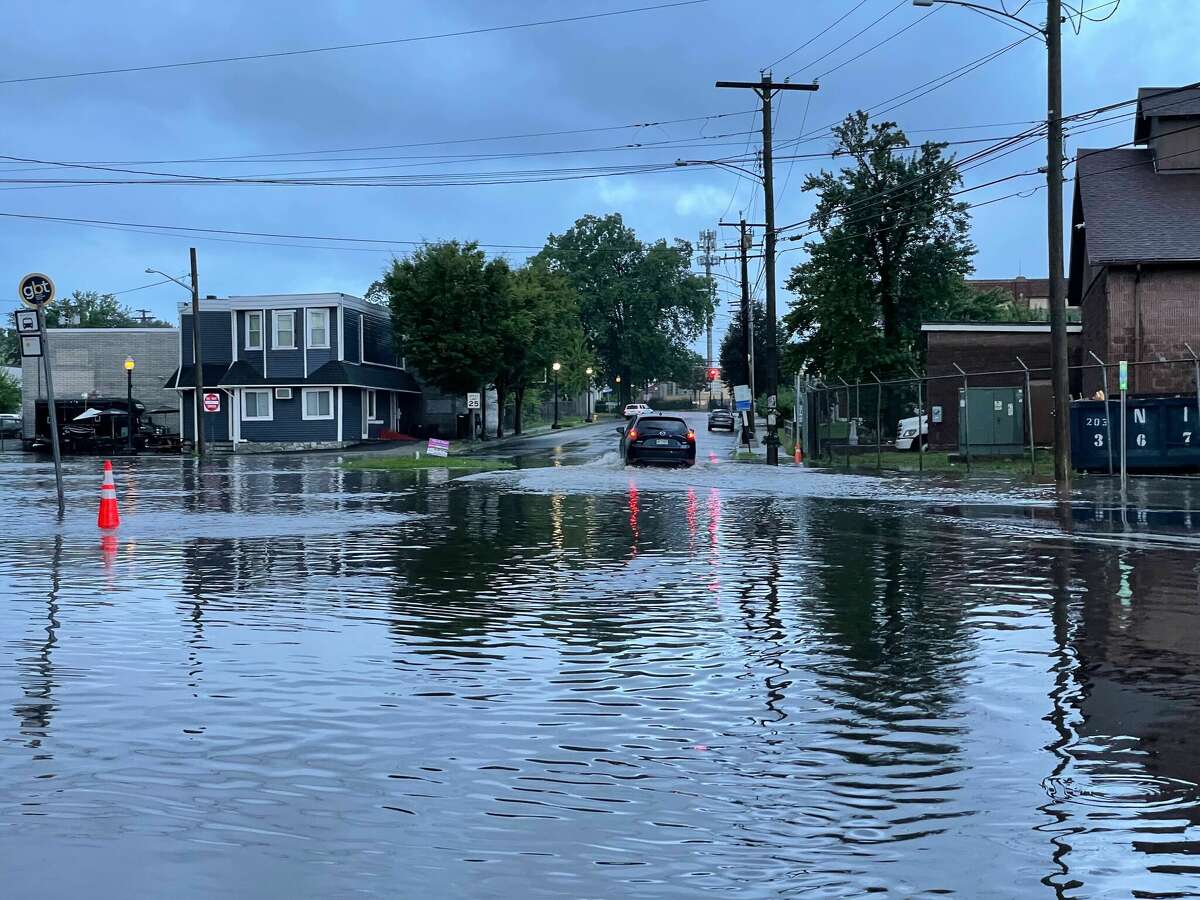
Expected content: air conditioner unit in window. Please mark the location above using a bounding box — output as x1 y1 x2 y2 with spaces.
274 388 293 401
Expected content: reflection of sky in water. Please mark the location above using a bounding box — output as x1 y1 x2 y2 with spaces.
0 452 1198 897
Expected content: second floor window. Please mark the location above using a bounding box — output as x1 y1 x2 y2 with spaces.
246 311 263 351
273 311 295 349
307 309 330 349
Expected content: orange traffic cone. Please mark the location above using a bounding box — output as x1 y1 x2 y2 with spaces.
794 443 803 464
98 460 120 529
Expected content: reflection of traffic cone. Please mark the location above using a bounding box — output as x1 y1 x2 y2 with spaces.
100 534 118 569
98 460 120 529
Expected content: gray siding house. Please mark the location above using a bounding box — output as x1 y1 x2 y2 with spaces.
168 293 420 449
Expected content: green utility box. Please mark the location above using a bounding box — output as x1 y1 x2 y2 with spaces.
958 387 1026 455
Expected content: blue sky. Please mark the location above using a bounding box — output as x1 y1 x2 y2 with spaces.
0 0 1193 350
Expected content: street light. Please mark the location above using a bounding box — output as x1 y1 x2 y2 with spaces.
584 367 594 422
552 362 562 429
911 0 1070 490
147 253 206 459
124 356 136 451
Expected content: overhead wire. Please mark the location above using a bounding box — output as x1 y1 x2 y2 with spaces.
0 0 711 86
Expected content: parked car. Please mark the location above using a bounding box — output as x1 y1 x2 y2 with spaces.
0 414 21 438
617 415 696 467
623 402 654 419
707 407 734 431
895 413 929 451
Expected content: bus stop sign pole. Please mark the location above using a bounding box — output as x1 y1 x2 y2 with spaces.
19 273 64 516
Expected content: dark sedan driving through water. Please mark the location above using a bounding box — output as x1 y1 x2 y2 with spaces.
617 415 697 467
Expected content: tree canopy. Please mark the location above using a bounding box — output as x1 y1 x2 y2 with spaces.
783 112 1002 381
44 290 168 329
534 213 710 402
718 301 782 397
0 369 18 414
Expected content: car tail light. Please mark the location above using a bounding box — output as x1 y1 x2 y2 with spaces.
628 428 638 441
686 430 696 442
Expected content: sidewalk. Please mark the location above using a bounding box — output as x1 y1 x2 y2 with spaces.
458 416 616 455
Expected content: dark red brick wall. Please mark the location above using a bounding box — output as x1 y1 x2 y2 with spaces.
1098 265 1200 394
923 330 1082 449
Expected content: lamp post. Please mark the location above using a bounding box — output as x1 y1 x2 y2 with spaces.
146 257 205 458
551 362 562 429
124 357 136 451
911 0 1069 491
615 374 622 409
585 366 594 422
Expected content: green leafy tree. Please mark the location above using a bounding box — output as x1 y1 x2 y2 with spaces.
0 330 18 367
535 213 711 404
381 242 509 431
784 112 1000 381
44 290 146 328
0 369 18 414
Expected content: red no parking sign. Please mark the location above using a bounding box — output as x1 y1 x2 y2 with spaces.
203 393 221 413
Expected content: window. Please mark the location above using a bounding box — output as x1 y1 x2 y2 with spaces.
242 389 273 421
302 388 335 420
306 308 330 349
273 311 296 349
366 390 380 422
245 311 263 351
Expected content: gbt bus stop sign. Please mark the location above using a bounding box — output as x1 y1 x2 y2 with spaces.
18 273 56 310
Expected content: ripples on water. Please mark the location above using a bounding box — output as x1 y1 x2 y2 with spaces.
1 454 1199 897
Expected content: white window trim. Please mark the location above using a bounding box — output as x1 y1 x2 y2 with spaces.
366 389 383 423
301 388 336 421
245 311 264 351
272 311 296 349
242 389 274 421
306 308 330 349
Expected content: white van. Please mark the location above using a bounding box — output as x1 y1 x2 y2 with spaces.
895 413 928 451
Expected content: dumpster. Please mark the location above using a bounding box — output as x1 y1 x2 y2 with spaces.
1071 395 1200 472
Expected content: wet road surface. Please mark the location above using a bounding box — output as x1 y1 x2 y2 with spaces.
3 424 1200 897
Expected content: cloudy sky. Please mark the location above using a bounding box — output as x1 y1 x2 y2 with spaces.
1 0 1193 349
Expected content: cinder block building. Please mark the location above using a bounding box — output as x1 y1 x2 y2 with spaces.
1070 86 1200 395
21 327 180 438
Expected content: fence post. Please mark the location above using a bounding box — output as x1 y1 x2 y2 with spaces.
839 377 851 470
872 372 883 471
908 367 924 473
1088 351 1114 477
954 363 970 472
1016 355 1037 477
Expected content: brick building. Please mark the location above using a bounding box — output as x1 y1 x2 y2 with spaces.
21 327 180 438
1070 86 1200 395
967 276 1067 314
922 322 1082 450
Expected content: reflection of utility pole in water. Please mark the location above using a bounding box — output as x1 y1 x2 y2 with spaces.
13 536 62 748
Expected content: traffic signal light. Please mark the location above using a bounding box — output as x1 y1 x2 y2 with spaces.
707 367 719 382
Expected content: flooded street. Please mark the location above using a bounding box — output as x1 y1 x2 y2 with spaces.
3 421 1200 897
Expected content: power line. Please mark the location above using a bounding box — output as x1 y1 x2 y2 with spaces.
786 0 908 80
763 0 873 70
0 0 711 86
811 4 941 82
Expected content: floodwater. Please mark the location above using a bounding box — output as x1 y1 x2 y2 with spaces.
3 417 1200 898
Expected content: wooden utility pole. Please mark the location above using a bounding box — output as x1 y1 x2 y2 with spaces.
189 247 205 459
717 73 818 464
1045 0 1070 490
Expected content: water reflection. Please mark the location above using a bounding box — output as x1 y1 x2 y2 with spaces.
0 454 1198 897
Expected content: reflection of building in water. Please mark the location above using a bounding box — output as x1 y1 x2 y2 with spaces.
1072 547 1200 790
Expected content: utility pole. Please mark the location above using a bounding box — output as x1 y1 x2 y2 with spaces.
719 219 764 437
717 73 818 464
1046 0 1070 490
189 247 205 459
697 229 718 369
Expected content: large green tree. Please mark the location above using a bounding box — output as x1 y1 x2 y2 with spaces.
535 213 711 404
381 242 508 425
0 369 18 414
44 290 165 328
784 112 1001 381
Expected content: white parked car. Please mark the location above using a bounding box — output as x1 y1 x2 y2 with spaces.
623 403 654 419
895 413 929 451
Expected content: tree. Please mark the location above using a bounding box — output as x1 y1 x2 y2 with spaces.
0 330 17 367
783 112 1001 381
719 301 783 397
535 213 711 404
43 290 157 329
381 242 509 434
0 369 18 414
